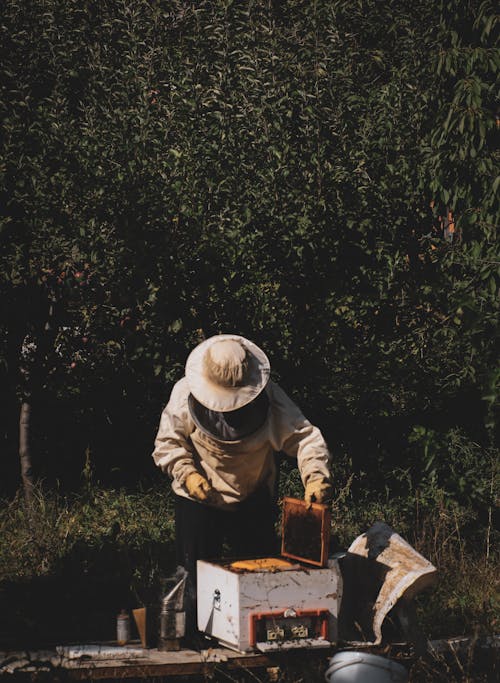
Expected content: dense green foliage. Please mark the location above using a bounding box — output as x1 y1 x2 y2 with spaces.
0 1 498 513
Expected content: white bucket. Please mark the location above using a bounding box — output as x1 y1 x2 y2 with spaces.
325 651 408 683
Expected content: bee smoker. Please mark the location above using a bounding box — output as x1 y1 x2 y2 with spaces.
158 568 187 651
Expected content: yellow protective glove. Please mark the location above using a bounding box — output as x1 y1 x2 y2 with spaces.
185 472 212 502
304 479 333 507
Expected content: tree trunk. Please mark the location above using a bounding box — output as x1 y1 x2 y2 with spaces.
19 400 34 504
17 293 57 500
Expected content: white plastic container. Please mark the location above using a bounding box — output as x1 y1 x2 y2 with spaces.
116 609 130 646
325 651 408 683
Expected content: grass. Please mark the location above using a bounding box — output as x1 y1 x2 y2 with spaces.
0 484 176 582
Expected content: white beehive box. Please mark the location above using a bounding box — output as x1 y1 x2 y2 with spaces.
197 557 342 652
197 498 342 653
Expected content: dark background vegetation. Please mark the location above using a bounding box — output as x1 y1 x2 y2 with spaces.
0 0 498 663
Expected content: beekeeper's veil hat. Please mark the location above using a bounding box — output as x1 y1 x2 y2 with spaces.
185 334 270 412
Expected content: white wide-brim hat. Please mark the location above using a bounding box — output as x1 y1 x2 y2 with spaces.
185 334 270 412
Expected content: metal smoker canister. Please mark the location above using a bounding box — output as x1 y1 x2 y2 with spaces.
158 574 187 651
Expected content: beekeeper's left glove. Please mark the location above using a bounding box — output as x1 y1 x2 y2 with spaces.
185 472 213 503
304 479 332 508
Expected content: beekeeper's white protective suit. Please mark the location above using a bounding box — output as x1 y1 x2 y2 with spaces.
153 375 332 508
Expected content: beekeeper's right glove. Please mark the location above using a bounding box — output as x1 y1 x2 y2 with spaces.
185 472 212 502
304 478 333 508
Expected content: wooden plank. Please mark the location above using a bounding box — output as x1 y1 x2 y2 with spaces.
65 656 273 680
63 647 273 679
1 645 276 680
4 637 497 680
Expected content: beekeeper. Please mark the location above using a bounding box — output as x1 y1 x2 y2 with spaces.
152 334 332 629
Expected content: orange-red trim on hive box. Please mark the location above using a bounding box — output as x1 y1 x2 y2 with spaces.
249 608 330 646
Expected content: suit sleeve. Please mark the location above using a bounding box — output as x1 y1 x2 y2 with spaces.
152 378 198 485
270 383 332 486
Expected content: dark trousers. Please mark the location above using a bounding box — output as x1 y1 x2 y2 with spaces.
174 488 278 635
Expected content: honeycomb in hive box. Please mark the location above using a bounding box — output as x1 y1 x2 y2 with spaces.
229 558 298 572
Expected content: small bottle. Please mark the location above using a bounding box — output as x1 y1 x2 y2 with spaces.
116 609 130 645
